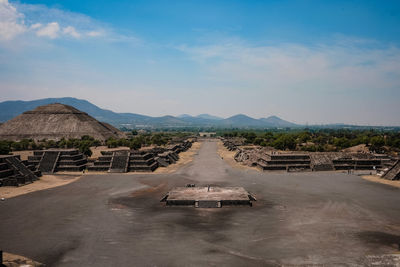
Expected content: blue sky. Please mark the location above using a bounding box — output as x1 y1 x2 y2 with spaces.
1 0 400 125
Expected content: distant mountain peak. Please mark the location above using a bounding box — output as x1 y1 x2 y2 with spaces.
177 114 193 118
196 114 223 120
229 114 252 118
0 97 299 129
260 115 297 127
265 115 279 119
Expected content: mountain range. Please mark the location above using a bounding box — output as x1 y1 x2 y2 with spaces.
0 97 298 128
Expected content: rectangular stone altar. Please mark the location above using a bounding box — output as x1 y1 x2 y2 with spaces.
161 186 256 207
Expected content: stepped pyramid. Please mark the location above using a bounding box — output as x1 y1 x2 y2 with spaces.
0 155 40 187
0 103 125 141
28 149 87 174
382 160 400 180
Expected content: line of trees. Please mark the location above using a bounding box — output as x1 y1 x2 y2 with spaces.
106 131 192 150
0 131 193 156
0 136 101 156
220 129 400 153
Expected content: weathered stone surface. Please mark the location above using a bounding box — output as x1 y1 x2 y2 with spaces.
28 149 87 173
161 186 255 207
0 103 126 141
0 155 40 187
382 160 400 180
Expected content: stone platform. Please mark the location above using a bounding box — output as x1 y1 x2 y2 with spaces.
161 186 255 208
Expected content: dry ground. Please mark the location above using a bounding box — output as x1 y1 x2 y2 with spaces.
154 141 202 174
85 142 202 175
11 150 34 161
362 175 400 188
216 140 260 171
0 175 81 199
2 252 44 267
1 140 400 266
341 144 370 153
89 146 130 160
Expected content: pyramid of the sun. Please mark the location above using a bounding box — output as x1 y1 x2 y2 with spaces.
0 103 126 141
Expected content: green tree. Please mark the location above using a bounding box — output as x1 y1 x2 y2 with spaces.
254 137 264 145
129 138 142 150
79 141 93 157
0 141 11 155
370 136 385 152
273 135 296 150
106 138 118 148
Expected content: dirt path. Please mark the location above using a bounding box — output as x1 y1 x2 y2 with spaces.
216 140 259 171
0 175 81 199
362 175 400 188
154 142 202 174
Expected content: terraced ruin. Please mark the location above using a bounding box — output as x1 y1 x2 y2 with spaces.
223 138 399 179
28 149 88 174
87 141 192 173
0 103 126 141
0 155 41 186
2 139 400 267
382 160 400 180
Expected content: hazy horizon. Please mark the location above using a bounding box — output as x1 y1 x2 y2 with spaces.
1 0 400 126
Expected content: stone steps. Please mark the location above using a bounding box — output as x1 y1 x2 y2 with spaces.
0 156 40 187
382 160 400 180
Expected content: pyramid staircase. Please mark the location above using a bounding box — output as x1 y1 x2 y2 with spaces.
0 155 40 187
309 153 336 171
39 151 59 173
155 151 179 167
87 140 192 172
382 160 400 180
128 151 158 172
87 150 129 172
109 151 130 173
28 149 87 174
87 152 112 172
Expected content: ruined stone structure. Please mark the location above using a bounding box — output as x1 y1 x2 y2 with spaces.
222 138 245 151
0 103 126 141
308 153 338 171
332 157 382 170
166 140 192 154
110 151 130 173
128 151 158 172
28 149 87 174
161 186 256 208
382 160 400 180
87 152 113 172
234 147 387 172
88 150 158 172
0 155 41 186
257 153 311 171
88 140 193 172
155 151 179 167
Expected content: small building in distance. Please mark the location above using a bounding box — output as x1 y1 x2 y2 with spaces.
199 132 216 137
0 103 126 141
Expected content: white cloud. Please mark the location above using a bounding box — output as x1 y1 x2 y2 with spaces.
176 38 400 124
0 1 111 42
0 0 26 40
63 26 80 38
36 22 60 39
30 23 42 30
86 30 103 37
178 39 400 93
